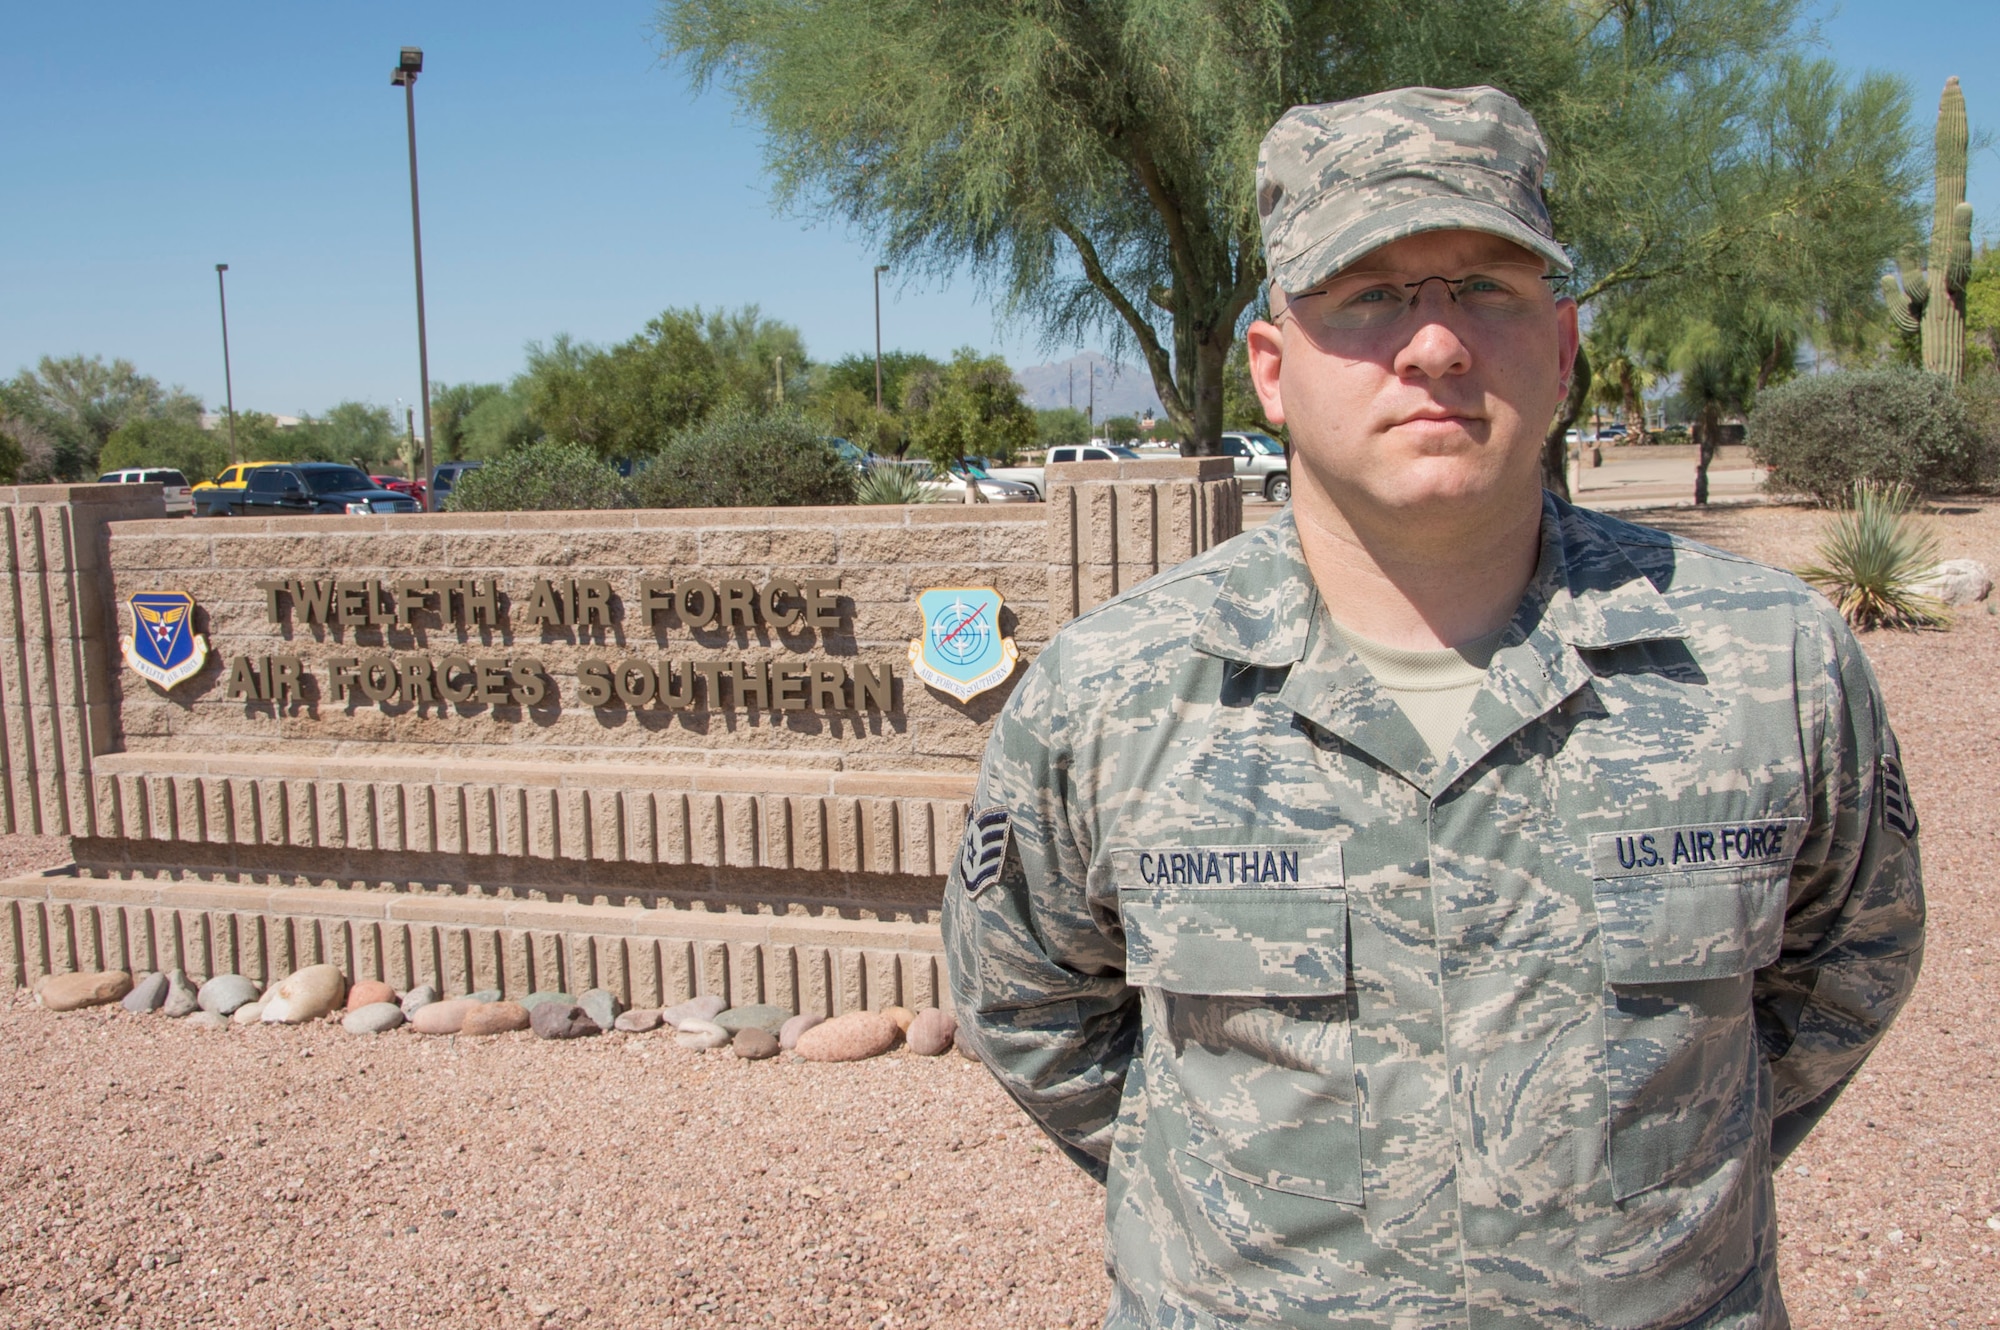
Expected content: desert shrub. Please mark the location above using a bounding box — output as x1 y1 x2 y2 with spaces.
1798 482 1948 630
853 463 934 505
1748 367 1993 503
633 411 855 508
444 440 629 512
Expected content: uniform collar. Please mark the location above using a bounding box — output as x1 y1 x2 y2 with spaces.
1194 493 1690 794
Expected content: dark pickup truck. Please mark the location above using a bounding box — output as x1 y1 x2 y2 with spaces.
199 463 423 517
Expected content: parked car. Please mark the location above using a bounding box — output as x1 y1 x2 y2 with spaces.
370 474 429 508
191 459 287 507
894 459 1038 504
983 443 1143 498
97 467 194 517
1221 430 1291 503
429 460 484 510
202 463 420 517
827 437 894 473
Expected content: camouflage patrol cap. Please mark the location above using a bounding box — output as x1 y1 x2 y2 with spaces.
1257 85 1571 296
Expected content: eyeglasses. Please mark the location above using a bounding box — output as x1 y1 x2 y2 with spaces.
1279 262 1566 334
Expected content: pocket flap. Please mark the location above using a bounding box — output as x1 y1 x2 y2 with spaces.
1113 843 1346 997
1592 869 1788 983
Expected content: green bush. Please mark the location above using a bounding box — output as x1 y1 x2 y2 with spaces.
853 463 934 505
632 411 855 508
1798 482 1948 630
1747 367 1994 503
444 441 630 512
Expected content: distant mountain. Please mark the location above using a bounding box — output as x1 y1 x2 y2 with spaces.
1014 351 1162 419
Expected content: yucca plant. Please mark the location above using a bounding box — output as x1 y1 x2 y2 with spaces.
852 463 933 505
1798 481 1950 630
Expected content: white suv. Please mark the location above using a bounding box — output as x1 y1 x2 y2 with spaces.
1222 431 1291 503
98 467 194 517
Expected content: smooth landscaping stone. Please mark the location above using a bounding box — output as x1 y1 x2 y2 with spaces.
400 984 440 1015
906 1008 958 1057
778 1013 824 1050
162 970 199 1018
578 988 623 1033
345 980 396 1012
529 1003 600 1040
882 1005 916 1033
197 974 260 1016
661 995 727 1029
674 1019 730 1051
614 1009 664 1033
461 1002 531 1036
796 1011 899 1063
232 1003 264 1026
341 1002 406 1035
260 965 348 1024
466 989 502 1004
39 971 132 1012
731 1028 780 1060
410 999 482 1035
123 971 167 1013
518 991 574 1015
715 1004 792 1036
185 1011 229 1032
1914 557 1993 606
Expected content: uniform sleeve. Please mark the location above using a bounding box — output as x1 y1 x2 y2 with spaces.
1756 604 1925 1160
940 639 1138 1183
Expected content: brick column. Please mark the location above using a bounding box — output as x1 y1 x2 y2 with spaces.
1044 458 1241 624
0 483 164 835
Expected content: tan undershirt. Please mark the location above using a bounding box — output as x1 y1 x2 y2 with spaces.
1332 622 1507 760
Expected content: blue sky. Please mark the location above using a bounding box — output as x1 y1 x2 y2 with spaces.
2 1 1994 421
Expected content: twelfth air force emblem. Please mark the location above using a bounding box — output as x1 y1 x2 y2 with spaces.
121 591 209 690
908 587 1018 703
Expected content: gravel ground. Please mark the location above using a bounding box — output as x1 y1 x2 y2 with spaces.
1 498 1995 1329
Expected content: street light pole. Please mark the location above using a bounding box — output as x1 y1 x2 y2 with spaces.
873 264 889 411
214 264 238 464
391 47 434 510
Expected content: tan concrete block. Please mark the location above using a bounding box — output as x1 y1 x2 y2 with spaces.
465 784 495 857
549 786 583 862
796 945 832 1019
901 799 935 878
727 940 763 1007
564 931 595 994
723 793 757 869
376 782 406 853
765 944 799 1017
661 938 695 1005
595 935 629 1006
354 920 383 985
342 781 375 851
630 938 663 1008
528 787 559 860
698 939 729 1005
623 789 656 864
689 794 721 868
435 784 464 856
497 785 528 858
0 899 22 988
588 790 621 862
835 948 865 1015
240 913 267 985
532 930 564 991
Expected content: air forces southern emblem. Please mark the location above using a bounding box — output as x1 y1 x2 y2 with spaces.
956 806 1011 897
907 587 1018 703
121 591 208 690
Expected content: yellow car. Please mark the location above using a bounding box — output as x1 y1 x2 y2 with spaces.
192 461 285 516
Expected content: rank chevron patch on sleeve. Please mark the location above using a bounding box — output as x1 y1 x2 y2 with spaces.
956 806 1011 897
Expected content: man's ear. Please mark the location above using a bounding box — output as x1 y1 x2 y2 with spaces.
1246 318 1287 426
1555 297 1581 396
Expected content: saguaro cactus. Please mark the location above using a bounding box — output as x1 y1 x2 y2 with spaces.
1882 76 1974 385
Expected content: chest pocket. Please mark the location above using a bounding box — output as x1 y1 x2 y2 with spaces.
1590 819 1801 1201
1114 844 1360 1205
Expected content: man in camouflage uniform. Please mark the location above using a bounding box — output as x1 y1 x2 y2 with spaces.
942 85 1923 1328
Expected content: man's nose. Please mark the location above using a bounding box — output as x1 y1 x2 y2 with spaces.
1394 295 1473 378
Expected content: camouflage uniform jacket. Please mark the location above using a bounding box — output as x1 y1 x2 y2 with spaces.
942 495 1924 1330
